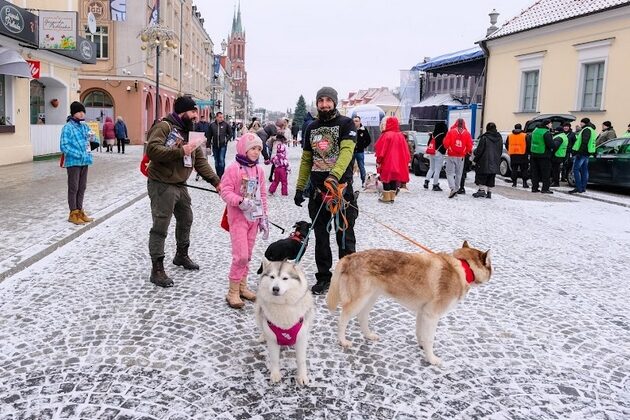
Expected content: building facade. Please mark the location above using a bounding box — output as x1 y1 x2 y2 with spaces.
482 0 630 131
340 87 401 119
0 0 96 166
227 4 248 122
78 0 214 145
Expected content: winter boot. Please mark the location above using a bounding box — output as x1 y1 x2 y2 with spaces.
239 277 256 301
311 278 331 295
486 191 492 199
78 209 94 222
457 187 466 195
226 280 244 309
379 190 394 203
150 257 174 288
472 189 487 198
522 181 530 189
432 184 443 192
511 181 517 187
423 180 429 189
68 210 86 225
173 246 199 270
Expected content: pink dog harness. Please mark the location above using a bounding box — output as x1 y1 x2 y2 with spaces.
267 318 304 346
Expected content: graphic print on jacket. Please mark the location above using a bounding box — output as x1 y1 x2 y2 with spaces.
310 126 341 172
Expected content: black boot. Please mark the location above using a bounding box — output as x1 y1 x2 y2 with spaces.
423 180 429 189
486 191 492 199
311 278 331 295
523 181 530 189
472 189 486 198
432 184 443 192
512 181 517 187
150 257 174 287
173 246 200 270
457 187 466 195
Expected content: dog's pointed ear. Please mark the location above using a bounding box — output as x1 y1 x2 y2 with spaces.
262 257 270 270
482 249 491 267
462 240 470 248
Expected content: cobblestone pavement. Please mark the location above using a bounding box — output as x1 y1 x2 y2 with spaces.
0 147 147 277
1 145 629 419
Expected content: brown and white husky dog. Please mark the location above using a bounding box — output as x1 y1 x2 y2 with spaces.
326 241 492 366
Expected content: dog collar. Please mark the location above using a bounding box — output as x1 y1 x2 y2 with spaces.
459 259 475 284
289 232 303 243
267 318 304 346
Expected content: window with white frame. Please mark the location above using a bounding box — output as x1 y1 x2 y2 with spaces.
84 26 109 59
521 70 539 113
515 51 544 113
581 62 604 110
574 38 612 112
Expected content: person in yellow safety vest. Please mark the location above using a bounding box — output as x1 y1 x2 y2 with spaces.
529 119 555 194
505 123 530 188
622 123 630 138
551 128 569 187
569 117 597 194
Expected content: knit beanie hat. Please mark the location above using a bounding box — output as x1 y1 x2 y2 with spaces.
236 132 263 155
174 96 197 114
70 101 86 115
580 117 591 125
316 86 338 106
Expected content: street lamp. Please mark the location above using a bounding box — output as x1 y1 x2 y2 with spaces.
138 15 177 123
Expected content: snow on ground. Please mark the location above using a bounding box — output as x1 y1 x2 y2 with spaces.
0 144 629 419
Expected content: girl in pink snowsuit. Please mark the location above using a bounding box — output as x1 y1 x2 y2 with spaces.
220 133 269 309
269 133 290 196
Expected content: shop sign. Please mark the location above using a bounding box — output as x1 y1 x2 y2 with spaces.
27 60 40 79
0 0 38 46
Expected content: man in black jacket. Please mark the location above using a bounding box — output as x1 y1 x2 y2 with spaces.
352 116 371 187
206 112 233 178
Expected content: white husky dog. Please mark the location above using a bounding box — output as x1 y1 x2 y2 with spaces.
256 260 314 385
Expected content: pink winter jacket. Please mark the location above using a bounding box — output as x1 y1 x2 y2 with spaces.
220 162 268 226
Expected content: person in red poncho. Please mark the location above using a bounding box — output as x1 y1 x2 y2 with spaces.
375 116 410 203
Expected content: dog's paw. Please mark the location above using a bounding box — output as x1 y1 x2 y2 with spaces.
339 339 353 348
270 370 282 383
257 334 266 343
365 332 380 341
426 355 442 367
296 373 310 386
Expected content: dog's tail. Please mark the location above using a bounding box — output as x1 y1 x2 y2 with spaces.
326 258 345 311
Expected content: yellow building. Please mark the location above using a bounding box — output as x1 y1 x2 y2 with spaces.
0 0 95 166
481 0 630 132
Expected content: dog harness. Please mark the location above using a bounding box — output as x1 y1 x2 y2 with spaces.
289 231 304 243
459 260 475 284
267 318 304 346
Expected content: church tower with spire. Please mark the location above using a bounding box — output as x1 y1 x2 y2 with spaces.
228 2 247 120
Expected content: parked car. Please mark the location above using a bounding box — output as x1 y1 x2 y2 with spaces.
498 114 577 177
407 131 447 177
567 137 630 188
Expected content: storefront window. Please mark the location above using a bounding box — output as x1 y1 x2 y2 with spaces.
83 90 113 107
30 80 45 124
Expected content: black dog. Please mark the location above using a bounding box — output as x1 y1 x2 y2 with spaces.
257 221 312 274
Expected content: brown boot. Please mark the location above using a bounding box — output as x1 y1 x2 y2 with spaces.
68 210 86 225
78 209 94 223
226 280 244 309
239 278 256 301
150 257 174 288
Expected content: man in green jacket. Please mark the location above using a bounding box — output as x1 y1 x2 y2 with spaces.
146 96 221 287
294 86 357 294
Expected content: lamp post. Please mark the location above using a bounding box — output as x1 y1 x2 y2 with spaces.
139 6 177 123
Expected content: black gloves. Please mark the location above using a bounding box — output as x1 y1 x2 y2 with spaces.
294 190 305 207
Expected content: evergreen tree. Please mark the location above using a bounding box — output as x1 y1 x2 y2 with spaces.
293 95 307 128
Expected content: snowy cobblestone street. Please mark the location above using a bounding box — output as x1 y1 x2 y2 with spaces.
1 145 629 419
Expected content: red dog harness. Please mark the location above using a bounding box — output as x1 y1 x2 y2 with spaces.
267 318 304 346
459 260 475 284
289 231 304 243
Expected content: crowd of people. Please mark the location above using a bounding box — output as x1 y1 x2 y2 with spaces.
59 90 626 309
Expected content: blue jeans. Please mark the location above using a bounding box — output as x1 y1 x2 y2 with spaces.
354 152 366 184
573 155 589 192
214 145 227 178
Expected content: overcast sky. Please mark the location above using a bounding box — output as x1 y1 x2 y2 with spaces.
195 0 534 112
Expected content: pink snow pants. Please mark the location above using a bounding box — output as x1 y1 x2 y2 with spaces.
269 166 288 196
229 219 259 282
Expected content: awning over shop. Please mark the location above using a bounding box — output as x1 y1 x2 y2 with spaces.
412 46 485 76
0 47 31 78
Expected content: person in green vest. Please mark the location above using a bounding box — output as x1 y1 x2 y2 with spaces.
569 117 597 194
551 127 569 187
529 119 555 194
622 123 630 138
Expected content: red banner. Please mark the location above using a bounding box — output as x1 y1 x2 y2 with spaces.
26 60 40 79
